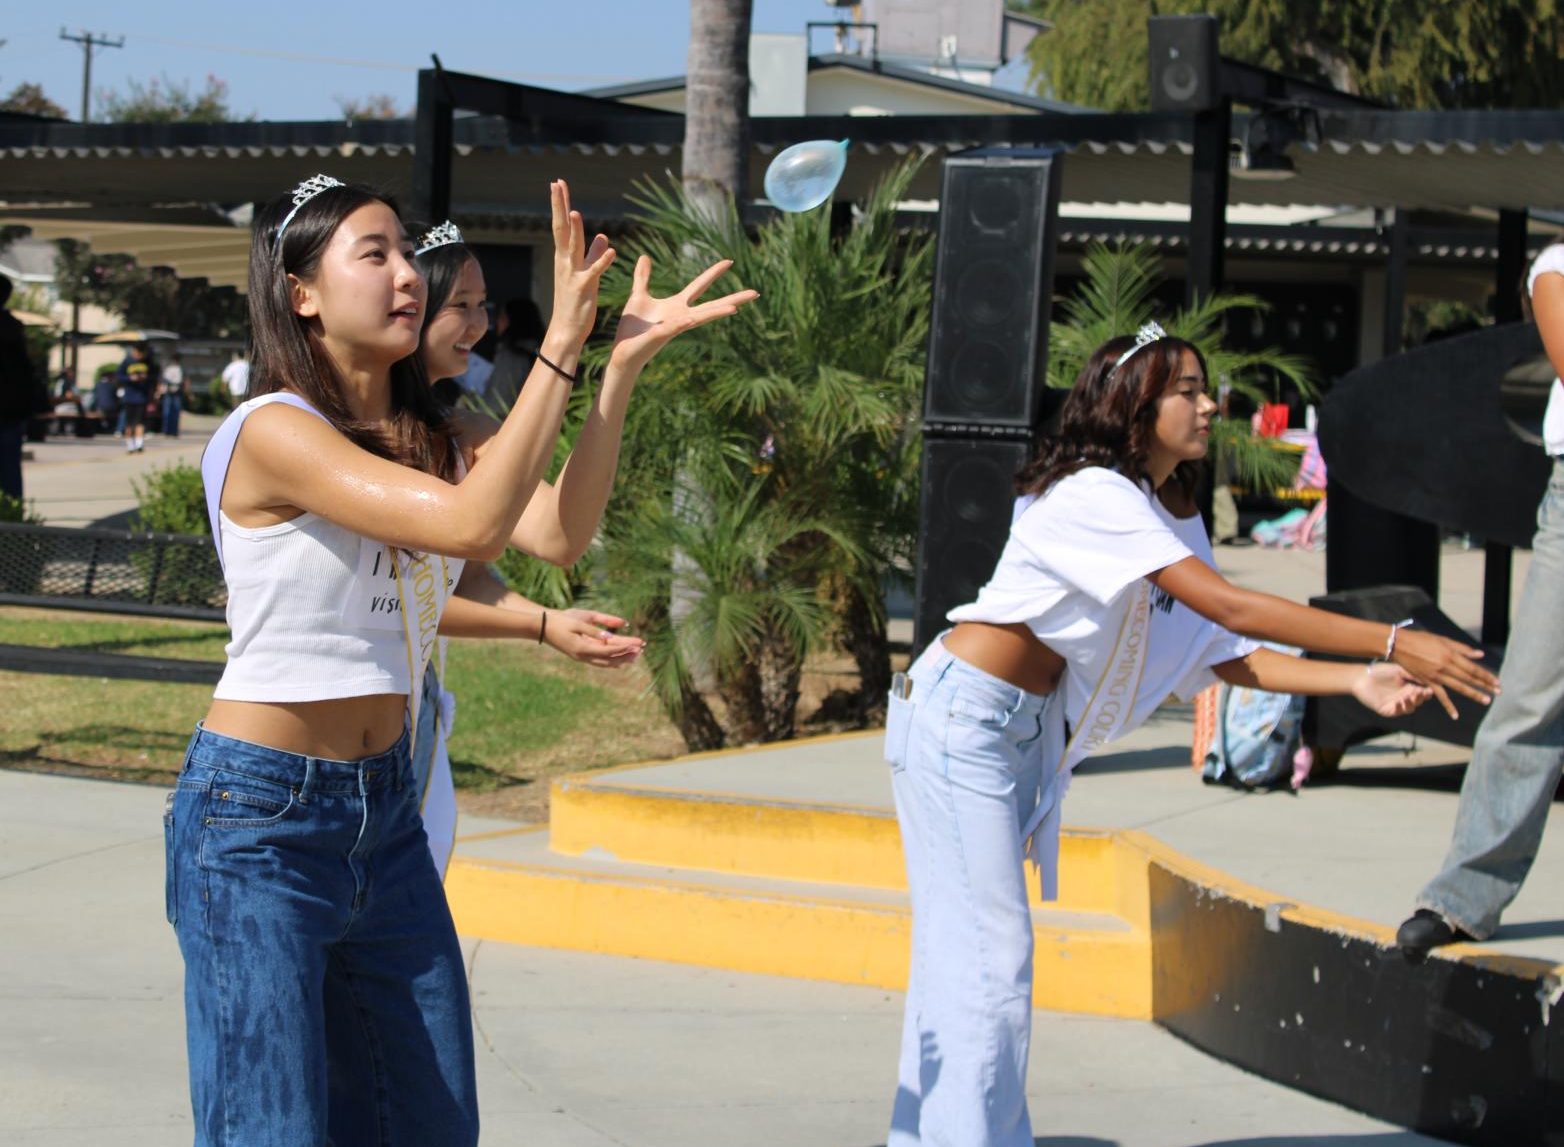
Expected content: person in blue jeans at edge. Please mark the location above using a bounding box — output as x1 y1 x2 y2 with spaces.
883 326 1502 1147
1396 245 1564 960
170 173 754 1146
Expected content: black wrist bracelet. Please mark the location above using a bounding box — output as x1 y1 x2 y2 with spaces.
538 610 547 645
536 352 578 387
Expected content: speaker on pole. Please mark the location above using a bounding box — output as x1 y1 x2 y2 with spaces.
1148 14 1221 114
913 147 1063 657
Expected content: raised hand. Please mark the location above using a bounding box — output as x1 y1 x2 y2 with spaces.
544 608 645 669
610 256 759 371
1351 661 1435 718
549 180 615 346
1391 629 1499 719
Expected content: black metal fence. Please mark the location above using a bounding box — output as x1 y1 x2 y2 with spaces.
0 521 225 622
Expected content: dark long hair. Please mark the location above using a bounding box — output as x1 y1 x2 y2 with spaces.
1016 333 1207 500
247 181 455 480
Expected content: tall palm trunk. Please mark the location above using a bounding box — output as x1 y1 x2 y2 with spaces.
684 0 752 222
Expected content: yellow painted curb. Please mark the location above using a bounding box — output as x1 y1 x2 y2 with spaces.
549 778 1123 916
445 855 1153 1019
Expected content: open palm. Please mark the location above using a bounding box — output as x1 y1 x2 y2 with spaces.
611 255 758 370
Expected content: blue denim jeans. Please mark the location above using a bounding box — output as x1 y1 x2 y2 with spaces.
885 639 1053 1147
161 393 182 437
165 725 478 1147
1417 459 1564 938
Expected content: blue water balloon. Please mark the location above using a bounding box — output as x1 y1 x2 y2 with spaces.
764 139 849 213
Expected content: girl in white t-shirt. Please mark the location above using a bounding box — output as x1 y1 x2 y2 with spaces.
884 325 1501 1147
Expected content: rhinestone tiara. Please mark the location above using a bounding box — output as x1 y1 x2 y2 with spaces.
415 220 465 256
275 174 345 244
1111 321 1168 373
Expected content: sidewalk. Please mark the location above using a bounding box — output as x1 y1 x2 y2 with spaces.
19 413 222 527
0 767 1444 1147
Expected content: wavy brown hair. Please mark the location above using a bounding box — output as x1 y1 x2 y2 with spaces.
1016 333 1206 500
246 181 455 480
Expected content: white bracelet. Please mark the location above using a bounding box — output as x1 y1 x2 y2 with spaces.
1384 618 1414 660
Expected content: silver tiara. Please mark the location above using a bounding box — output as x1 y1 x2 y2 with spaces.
415 220 464 255
1111 321 1168 372
275 174 345 244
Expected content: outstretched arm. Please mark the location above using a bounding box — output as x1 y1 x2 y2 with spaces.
231 181 612 562
1214 648 1431 718
1148 556 1498 716
463 256 758 564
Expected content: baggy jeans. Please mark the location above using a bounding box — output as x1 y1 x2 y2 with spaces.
165 725 478 1147
1417 458 1564 939
885 639 1053 1147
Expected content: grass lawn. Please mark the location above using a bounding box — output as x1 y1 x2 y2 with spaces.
0 606 683 823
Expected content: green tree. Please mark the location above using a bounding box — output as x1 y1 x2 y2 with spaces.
576 160 933 748
1012 0 1564 110
335 93 403 120
0 81 69 119
98 74 241 123
54 239 246 339
1050 241 1316 491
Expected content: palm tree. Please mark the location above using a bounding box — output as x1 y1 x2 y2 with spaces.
684 0 753 222
584 158 934 746
1050 242 1319 492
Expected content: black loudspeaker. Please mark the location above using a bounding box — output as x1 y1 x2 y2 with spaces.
923 147 1062 432
1148 15 1221 114
912 437 1034 656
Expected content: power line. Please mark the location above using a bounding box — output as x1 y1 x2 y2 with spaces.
130 34 634 85
58 28 125 123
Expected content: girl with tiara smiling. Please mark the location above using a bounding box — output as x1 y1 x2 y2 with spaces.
171 176 754 1146
403 217 652 878
884 325 1500 1147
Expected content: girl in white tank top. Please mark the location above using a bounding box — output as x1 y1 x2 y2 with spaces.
167 175 756 1147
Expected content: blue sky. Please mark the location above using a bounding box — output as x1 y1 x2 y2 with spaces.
6 1 1027 121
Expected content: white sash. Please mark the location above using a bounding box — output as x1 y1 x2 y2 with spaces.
1021 578 1153 900
416 643 460 878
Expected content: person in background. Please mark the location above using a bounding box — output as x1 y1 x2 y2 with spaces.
483 297 545 411
158 352 188 438
0 273 35 500
220 349 249 402
1395 244 1564 960
118 342 153 453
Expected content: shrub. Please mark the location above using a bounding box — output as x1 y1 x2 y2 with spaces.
131 461 209 536
0 493 43 524
130 462 222 607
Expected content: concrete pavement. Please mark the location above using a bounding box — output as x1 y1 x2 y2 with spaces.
18 414 221 527
0 768 1445 1146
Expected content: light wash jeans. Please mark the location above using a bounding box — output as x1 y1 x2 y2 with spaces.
166 724 477 1147
885 639 1053 1147
1417 459 1564 938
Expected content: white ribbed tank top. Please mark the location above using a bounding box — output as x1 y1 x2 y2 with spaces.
201 393 464 703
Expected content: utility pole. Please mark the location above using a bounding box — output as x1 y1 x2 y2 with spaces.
58 28 124 123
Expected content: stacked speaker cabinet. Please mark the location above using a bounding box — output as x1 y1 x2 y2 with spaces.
912 147 1063 655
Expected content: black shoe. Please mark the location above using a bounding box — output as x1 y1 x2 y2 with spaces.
1397 908 1471 963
